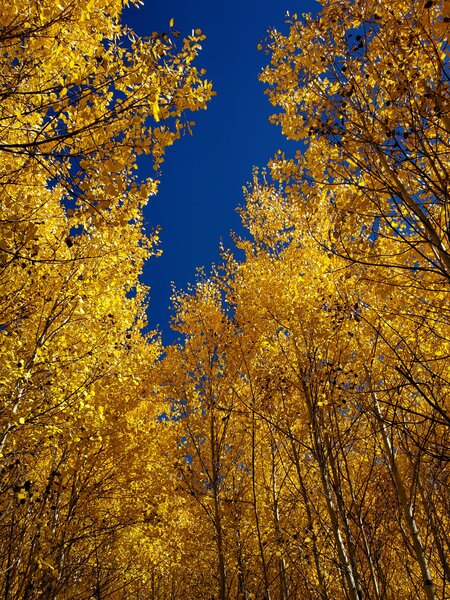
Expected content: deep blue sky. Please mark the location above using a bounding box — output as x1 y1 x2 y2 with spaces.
123 1 319 344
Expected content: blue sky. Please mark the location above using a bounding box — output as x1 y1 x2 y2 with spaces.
123 1 319 343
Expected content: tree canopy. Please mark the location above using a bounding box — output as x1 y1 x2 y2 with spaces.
1 0 448 599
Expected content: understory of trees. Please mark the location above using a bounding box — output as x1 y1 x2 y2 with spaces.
0 0 449 599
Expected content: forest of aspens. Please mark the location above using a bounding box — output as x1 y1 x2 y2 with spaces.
0 0 449 599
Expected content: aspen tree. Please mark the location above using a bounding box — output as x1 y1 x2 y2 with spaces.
0 0 212 596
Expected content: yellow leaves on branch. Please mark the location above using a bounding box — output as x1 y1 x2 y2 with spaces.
153 89 161 122
0 0 212 597
1 0 449 598
149 2 449 599
0 0 214 217
261 0 450 282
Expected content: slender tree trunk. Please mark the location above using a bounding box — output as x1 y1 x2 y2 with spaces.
251 412 271 600
291 346 360 600
3 512 15 600
417 477 450 583
235 522 248 599
288 433 329 599
335 434 382 600
364 366 436 600
210 408 227 600
313 435 360 600
269 436 290 599
325 433 364 598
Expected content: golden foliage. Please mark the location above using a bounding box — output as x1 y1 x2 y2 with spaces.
156 2 449 599
1 0 449 599
0 0 212 597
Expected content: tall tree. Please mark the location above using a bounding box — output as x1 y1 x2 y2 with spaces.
0 1 212 597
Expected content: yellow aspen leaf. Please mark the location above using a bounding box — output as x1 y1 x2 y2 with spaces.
153 92 161 122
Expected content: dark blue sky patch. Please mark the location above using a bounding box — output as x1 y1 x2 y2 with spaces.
123 0 319 344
